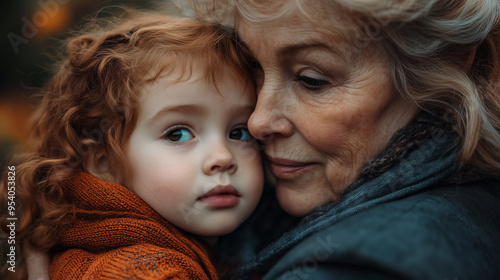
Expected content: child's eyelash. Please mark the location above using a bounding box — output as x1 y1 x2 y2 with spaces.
162 125 195 142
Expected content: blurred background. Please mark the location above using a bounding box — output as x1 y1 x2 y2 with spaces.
0 0 190 167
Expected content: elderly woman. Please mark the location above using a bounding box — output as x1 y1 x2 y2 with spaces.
211 0 500 279
24 0 500 279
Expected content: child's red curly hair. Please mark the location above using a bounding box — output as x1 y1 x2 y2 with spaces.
0 9 254 278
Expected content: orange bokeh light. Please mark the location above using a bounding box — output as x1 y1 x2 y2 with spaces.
35 4 73 37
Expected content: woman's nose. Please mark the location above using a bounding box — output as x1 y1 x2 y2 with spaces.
248 82 294 141
202 141 238 175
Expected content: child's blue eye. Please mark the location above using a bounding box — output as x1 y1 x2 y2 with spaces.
230 127 253 141
165 128 193 142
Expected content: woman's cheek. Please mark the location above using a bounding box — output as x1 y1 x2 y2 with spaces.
302 121 347 158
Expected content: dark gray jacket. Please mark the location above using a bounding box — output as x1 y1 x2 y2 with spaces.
255 179 500 280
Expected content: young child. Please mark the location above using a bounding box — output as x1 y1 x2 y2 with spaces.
0 11 263 279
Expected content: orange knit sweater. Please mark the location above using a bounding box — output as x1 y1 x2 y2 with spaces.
49 172 219 279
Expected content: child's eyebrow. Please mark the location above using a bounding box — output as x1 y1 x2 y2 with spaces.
146 104 209 126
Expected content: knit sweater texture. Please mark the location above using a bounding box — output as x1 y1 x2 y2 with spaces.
49 172 219 280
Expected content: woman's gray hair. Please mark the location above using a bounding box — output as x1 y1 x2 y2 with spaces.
336 0 500 176
196 0 500 177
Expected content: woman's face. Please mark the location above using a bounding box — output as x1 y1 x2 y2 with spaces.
237 1 419 216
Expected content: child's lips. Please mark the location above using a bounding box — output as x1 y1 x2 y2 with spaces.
197 185 240 208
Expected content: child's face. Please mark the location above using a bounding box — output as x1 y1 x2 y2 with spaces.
124 68 263 237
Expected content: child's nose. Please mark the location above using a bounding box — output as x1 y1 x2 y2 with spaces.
202 142 238 175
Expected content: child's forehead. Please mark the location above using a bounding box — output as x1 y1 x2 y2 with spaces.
135 67 256 126
143 58 251 92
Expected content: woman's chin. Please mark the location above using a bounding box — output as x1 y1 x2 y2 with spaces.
280 201 314 217
275 182 332 217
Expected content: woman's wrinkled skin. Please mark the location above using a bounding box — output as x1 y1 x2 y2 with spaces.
237 1 420 216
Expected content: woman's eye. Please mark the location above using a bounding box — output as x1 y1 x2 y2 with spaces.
295 75 331 91
165 128 193 142
230 127 253 141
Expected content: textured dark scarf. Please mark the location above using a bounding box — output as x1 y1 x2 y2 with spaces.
237 111 462 277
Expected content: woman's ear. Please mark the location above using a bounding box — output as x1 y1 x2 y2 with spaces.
83 142 118 183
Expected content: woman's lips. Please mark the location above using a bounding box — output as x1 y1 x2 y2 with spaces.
267 156 316 179
197 185 240 208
